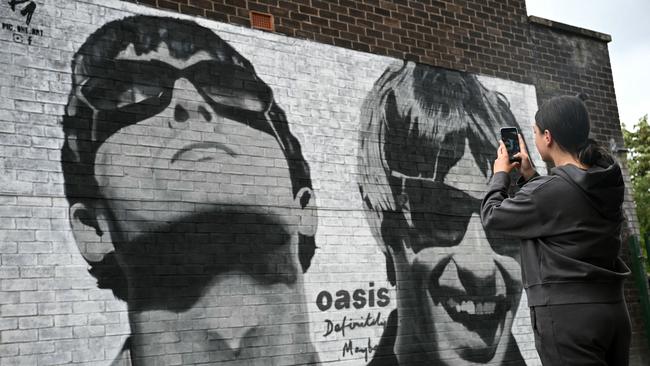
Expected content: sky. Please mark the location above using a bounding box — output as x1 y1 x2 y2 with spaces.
525 0 649 130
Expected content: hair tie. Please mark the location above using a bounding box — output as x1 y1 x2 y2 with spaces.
578 141 588 150
578 138 594 151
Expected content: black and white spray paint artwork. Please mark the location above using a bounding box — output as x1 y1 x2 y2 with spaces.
60 15 319 365
7 0 36 25
51 11 540 366
358 62 527 365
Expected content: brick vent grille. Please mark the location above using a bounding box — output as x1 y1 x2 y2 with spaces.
250 11 274 31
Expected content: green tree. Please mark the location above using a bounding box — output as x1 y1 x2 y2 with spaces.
623 115 650 251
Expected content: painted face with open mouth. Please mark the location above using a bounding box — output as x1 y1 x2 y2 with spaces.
388 144 522 365
417 244 521 363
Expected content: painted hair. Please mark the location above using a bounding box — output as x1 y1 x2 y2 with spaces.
534 94 613 166
61 15 312 204
357 61 521 283
61 16 316 300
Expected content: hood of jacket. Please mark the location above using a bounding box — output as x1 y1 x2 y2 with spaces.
551 159 624 220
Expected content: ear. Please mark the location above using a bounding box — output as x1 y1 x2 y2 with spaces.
69 202 115 264
294 187 317 236
543 129 553 146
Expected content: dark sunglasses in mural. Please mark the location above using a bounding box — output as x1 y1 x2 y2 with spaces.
389 170 513 256
80 59 273 126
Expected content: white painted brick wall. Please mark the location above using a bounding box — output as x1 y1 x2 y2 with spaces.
0 0 545 365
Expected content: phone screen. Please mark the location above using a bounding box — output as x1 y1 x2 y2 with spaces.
500 127 520 162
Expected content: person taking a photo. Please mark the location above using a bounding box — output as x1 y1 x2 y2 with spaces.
481 94 632 366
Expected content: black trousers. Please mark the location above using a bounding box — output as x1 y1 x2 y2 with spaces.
530 302 631 366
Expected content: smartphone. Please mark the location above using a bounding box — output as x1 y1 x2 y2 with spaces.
500 127 521 163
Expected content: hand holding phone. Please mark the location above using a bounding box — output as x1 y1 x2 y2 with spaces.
496 128 537 179
500 127 521 163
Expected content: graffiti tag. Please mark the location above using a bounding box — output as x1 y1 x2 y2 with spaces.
7 0 36 25
1 21 44 45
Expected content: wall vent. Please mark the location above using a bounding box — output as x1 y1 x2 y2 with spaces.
250 11 274 32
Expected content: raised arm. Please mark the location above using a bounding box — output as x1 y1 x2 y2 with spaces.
480 168 564 240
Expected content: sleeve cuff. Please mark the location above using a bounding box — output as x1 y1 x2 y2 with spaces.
490 171 511 188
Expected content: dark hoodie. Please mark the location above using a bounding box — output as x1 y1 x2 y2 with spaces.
481 161 631 306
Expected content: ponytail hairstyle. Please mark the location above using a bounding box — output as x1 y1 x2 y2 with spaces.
534 93 613 166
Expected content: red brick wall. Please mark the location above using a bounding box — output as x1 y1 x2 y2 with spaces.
120 1 619 139
124 1 531 79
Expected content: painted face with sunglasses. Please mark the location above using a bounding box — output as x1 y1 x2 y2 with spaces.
63 16 318 365
359 63 525 365
384 148 523 365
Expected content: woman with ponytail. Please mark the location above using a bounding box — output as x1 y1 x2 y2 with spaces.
481 94 632 365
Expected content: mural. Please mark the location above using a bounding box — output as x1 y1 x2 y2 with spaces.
60 16 319 365
358 62 528 365
0 1 544 365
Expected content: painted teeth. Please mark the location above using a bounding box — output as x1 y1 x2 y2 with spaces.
445 300 497 315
